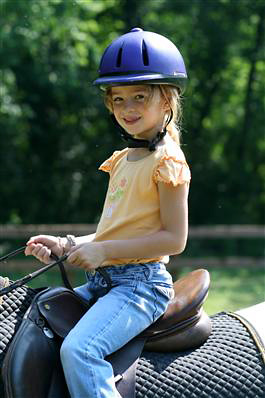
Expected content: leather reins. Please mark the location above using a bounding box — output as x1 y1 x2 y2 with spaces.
0 246 112 297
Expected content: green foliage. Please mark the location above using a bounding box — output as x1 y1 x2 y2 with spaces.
195 267 265 315
0 0 264 224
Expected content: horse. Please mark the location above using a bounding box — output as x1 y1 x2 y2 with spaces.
0 248 264 398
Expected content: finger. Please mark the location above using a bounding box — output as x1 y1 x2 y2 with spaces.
71 253 93 270
26 235 43 245
67 252 87 268
67 249 80 263
67 253 80 266
31 243 43 255
38 246 51 260
81 262 95 271
24 243 50 264
43 249 52 263
72 258 92 271
26 238 36 245
31 244 50 263
25 244 35 256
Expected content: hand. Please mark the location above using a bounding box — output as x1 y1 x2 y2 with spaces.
67 242 106 270
25 235 64 264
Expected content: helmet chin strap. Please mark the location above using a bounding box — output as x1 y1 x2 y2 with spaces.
110 110 173 152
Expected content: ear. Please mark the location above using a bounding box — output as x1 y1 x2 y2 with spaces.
162 101 171 111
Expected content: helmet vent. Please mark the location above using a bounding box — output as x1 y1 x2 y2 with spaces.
116 47 123 67
142 40 149 66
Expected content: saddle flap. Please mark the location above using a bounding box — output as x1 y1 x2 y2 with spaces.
107 337 146 398
2 318 69 398
37 287 89 338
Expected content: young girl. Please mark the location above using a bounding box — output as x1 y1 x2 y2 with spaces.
25 28 190 398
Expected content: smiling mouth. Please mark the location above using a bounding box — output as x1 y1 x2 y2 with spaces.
123 117 141 125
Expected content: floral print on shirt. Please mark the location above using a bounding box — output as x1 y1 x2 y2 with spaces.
105 177 128 218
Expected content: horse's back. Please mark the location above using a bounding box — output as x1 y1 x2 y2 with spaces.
136 311 265 398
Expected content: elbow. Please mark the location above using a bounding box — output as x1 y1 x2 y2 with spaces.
173 244 186 255
170 236 187 255
160 229 188 255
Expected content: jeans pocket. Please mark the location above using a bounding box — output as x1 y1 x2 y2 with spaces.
152 284 174 322
154 284 174 301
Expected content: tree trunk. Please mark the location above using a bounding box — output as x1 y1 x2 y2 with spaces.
239 10 264 159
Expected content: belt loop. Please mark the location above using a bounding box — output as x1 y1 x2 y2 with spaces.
144 263 153 281
97 268 112 292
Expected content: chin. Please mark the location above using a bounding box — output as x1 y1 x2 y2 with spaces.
125 129 143 137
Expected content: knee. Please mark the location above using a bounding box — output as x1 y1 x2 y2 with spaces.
60 334 101 367
60 334 79 366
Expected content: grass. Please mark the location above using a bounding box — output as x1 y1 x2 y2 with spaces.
1 266 264 316
178 266 265 314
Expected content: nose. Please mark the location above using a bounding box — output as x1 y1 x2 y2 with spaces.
122 98 136 111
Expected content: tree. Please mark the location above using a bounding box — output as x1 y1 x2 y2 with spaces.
0 0 264 225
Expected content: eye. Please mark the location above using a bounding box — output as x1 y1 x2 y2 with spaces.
113 96 123 103
135 94 145 101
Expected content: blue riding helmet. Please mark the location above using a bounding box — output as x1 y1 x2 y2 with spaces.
93 28 187 92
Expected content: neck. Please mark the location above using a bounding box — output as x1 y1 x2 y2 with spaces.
110 114 167 151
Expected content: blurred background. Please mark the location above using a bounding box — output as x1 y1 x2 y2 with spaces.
0 0 264 314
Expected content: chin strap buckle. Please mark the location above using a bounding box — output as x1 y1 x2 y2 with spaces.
110 114 168 151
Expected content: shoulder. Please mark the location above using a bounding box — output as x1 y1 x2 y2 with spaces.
156 136 188 162
153 136 191 186
99 148 128 173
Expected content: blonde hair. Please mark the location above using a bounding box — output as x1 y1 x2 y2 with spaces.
157 85 182 146
104 84 182 145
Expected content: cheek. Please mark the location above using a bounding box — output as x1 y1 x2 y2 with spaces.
112 105 121 117
145 104 162 118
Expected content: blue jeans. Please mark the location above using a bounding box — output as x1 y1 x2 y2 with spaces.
60 262 174 398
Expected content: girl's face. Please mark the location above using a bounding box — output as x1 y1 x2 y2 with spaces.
111 85 169 140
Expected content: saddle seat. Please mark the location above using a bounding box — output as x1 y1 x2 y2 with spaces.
142 268 212 352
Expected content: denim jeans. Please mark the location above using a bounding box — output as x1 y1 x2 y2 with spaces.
60 262 174 398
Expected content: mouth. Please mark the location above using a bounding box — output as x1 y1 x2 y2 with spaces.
123 116 141 125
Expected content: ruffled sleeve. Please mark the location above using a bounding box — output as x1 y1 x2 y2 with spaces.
153 156 191 186
98 150 122 173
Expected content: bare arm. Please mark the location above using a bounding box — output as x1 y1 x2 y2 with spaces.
68 182 189 269
25 233 96 264
102 182 188 258
65 233 96 249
